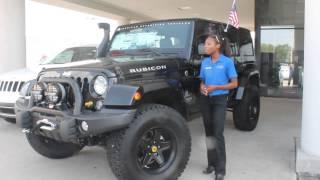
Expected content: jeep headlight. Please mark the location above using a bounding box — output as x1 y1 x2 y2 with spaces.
31 83 45 102
93 75 107 96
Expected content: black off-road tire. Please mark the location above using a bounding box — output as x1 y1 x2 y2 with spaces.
106 104 191 180
233 86 260 131
4 118 16 124
26 133 83 159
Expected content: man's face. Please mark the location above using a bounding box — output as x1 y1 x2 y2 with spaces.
204 36 220 55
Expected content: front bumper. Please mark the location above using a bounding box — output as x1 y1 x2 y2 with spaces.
0 102 16 119
15 77 136 143
15 98 136 143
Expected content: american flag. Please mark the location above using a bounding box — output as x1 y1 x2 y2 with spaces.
227 0 239 29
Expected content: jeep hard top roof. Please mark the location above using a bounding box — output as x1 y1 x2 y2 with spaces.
117 18 250 32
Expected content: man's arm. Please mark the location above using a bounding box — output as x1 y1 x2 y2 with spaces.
200 81 208 96
206 78 238 93
206 59 239 93
199 60 209 95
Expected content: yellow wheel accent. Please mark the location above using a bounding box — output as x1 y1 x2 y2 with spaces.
151 146 158 153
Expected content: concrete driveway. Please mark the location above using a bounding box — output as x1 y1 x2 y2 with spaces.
0 98 301 180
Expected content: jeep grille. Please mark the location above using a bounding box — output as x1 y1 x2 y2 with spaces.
67 77 90 108
0 81 25 92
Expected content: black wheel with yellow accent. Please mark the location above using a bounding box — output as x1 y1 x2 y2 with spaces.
106 104 191 180
136 128 177 174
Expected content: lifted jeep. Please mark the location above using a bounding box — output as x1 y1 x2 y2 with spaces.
16 18 260 180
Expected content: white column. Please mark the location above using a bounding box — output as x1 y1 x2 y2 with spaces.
0 0 26 74
300 0 320 156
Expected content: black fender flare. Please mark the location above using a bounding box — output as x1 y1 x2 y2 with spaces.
235 70 260 100
104 84 142 106
104 80 187 116
103 81 173 107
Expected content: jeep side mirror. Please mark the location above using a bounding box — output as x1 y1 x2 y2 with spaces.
192 43 206 65
97 23 110 58
198 43 206 55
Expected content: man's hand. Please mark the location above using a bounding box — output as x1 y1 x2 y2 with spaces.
201 78 238 96
200 83 208 96
206 79 238 93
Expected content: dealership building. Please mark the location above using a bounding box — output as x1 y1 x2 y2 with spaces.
0 0 320 178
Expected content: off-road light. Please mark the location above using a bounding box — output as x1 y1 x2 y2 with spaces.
31 83 45 102
93 75 107 96
45 83 64 104
81 121 89 132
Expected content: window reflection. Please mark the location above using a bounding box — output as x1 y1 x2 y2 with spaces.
260 26 304 98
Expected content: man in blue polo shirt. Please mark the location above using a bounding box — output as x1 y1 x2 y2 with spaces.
199 34 238 180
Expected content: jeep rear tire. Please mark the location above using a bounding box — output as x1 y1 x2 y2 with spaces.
233 86 260 131
106 104 191 180
26 133 83 159
4 118 16 124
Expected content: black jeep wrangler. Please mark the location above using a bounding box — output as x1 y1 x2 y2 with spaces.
16 18 260 180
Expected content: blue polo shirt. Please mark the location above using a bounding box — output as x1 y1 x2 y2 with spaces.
199 55 238 96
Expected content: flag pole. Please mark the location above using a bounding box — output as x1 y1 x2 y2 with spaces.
224 0 237 32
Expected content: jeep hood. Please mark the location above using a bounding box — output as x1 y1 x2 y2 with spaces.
41 56 182 79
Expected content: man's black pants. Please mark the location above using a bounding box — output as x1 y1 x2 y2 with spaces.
200 94 228 175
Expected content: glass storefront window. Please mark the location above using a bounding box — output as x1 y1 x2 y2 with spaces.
259 26 303 98
256 0 304 98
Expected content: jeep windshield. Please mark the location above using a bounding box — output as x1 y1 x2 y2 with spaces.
108 21 193 61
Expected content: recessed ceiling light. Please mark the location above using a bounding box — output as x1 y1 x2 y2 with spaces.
178 6 192 11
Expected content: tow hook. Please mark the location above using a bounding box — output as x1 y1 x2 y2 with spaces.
21 119 57 134
22 129 30 133
36 119 57 131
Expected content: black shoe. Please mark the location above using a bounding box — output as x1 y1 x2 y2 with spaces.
215 174 225 180
202 166 215 174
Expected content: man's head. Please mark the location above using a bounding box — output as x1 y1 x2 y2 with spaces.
204 34 222 55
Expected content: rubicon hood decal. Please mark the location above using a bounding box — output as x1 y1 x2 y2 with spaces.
129 65 167 73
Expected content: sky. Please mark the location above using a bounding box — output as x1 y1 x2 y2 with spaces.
25 0 119 69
